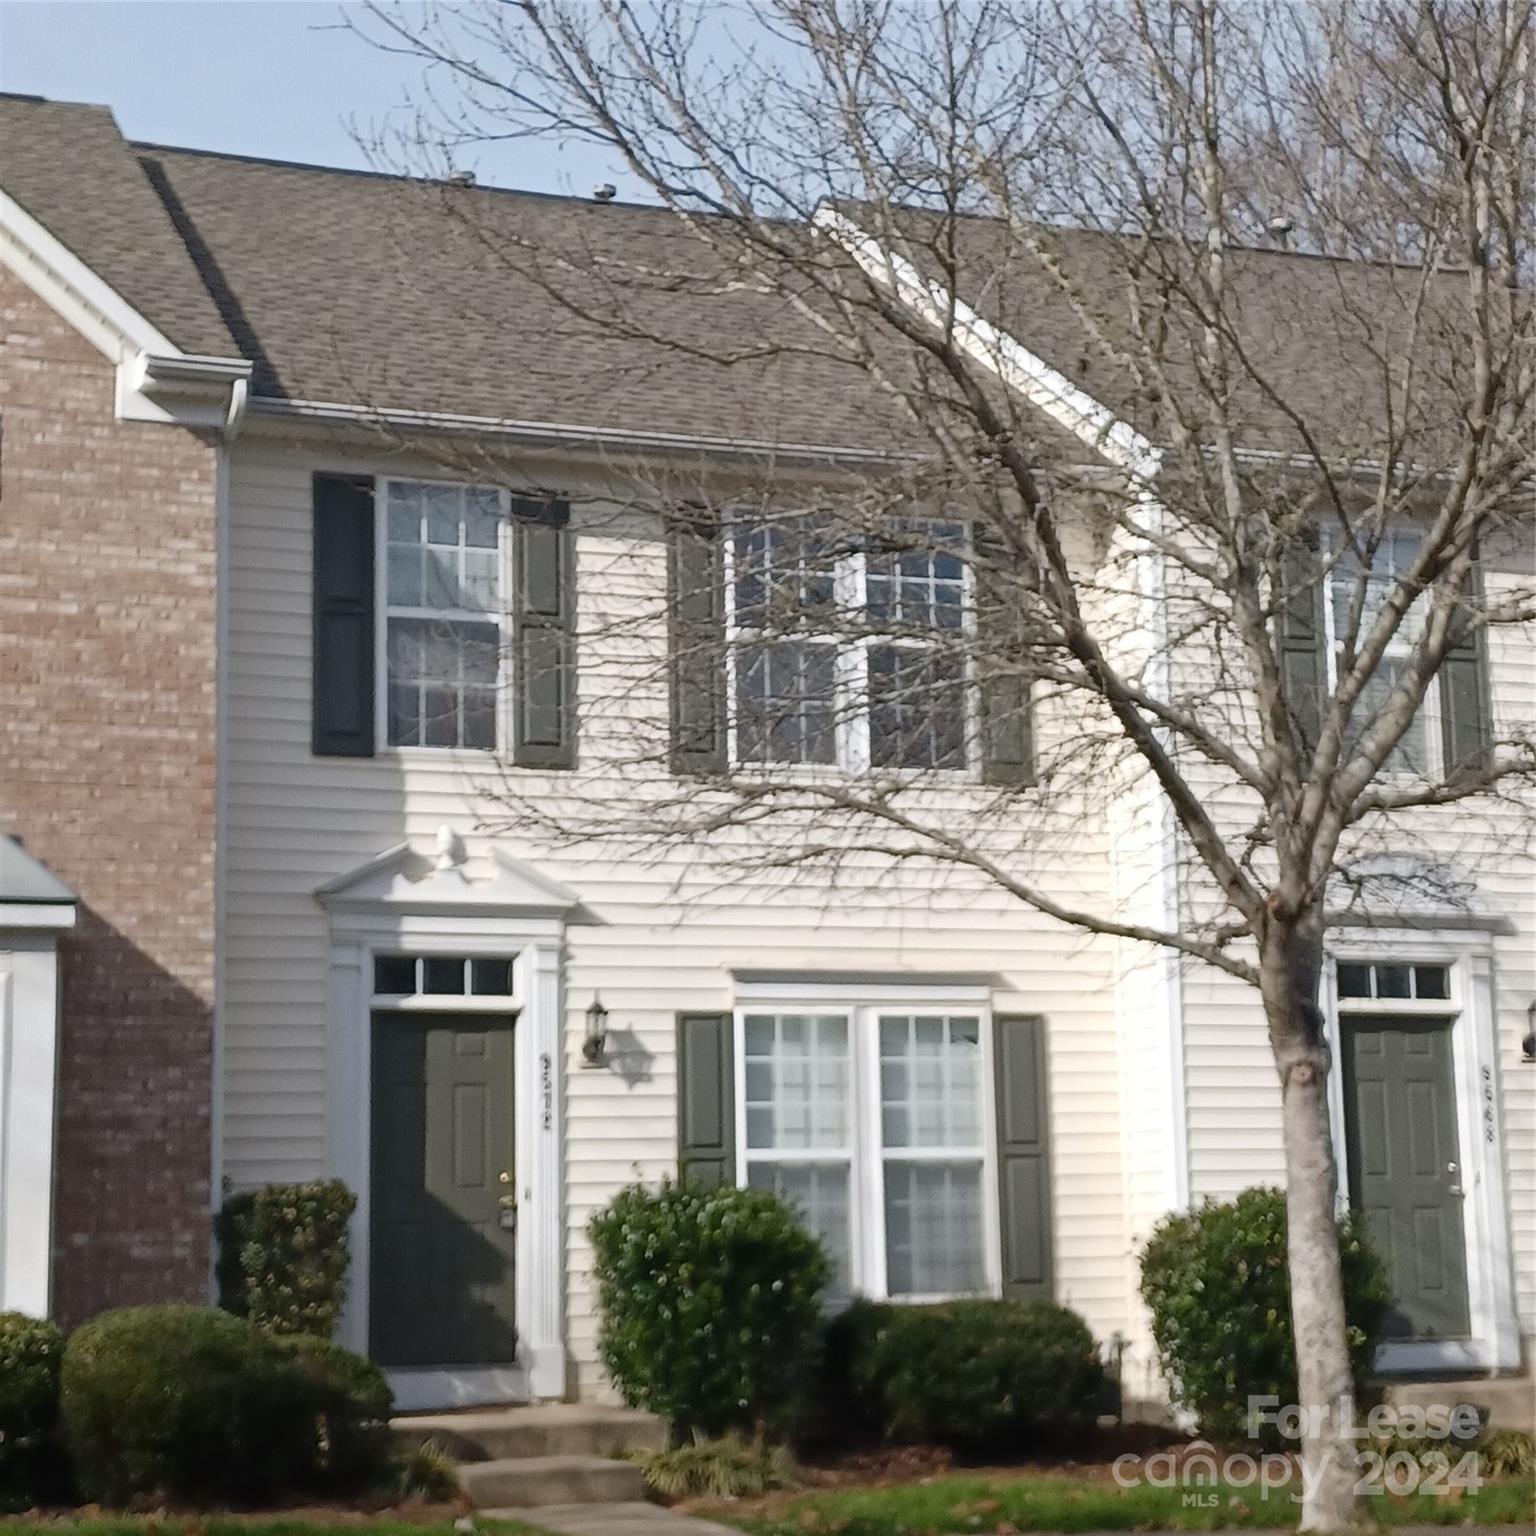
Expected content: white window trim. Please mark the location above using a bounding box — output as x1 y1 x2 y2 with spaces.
1321 530 1443 778
374 475 513 757
730 989 1001 1303
1323 932 1521 1373
721 521 979 780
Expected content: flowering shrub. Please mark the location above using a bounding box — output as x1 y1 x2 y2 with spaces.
1139 1186 1389 1448
589 1178 830 1439
216 1179 356 1338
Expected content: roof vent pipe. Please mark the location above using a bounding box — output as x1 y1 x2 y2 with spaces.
447 169 476 188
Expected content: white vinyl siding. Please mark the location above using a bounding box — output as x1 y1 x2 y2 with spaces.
219 440 1536 1397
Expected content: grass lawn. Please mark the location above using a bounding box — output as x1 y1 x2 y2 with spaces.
703 1469 1536 1535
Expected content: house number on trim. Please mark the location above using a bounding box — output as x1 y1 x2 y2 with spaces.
541 1052 553 1131
1482 1065 1496 1144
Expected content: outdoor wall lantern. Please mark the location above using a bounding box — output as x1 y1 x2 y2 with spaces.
583 995 610 1068
1522 998 1535 1065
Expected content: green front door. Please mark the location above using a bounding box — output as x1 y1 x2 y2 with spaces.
1342 1016 1470 1341
369 1013 518 1367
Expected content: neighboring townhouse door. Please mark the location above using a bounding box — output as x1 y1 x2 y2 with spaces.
1341 1014 1470 1341
369 1013 518 1367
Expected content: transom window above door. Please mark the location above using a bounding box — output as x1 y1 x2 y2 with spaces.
372 953 515 998
1336 959 1451 1003
739 1005 991 1299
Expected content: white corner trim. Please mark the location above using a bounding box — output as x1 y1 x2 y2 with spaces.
816 207 1192 1209
811 205 1160 479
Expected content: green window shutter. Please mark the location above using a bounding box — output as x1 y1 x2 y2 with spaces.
311 472 376 757
1278 528 1326 765
677 1012 735 1186
993 1013 1053 1300
667 514 727 774
511 495 575 769
976 553 1035 786
1440 561 1490 778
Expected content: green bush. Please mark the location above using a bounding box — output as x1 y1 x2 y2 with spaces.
60 1305 314 1505
0 1313 68 1507
271 1333 393 1492
634 1435 797 1501
589 1178 831 1439
823 1298 1106 1452
216 1179 357 1338
1139 1186 1390 1449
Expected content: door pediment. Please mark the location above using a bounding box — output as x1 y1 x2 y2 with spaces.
315 826 595 923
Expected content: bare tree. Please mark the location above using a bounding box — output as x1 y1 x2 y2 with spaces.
349 1 1534 1527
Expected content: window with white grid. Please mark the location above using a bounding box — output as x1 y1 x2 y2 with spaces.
878 1014 988 1296
742 1012 854 1290
727 516 970 772
383 479 506 749
1325 528 1439 774
737 1004 992 1299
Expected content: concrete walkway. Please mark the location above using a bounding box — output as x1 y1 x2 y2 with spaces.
492 1502 743 1535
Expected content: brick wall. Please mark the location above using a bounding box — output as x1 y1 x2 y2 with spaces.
0 266 219 1323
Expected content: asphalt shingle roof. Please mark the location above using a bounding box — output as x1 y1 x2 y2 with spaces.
0 94 1478 464
0 95 237 357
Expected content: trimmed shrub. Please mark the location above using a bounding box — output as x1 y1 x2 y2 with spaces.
824 1298 1106 1452
216 1178 357 1338
60 1305 313 1505
0 1313 68 1507
589 1178 831 1439
271 1333 393 1493
1139 1186 1390 1449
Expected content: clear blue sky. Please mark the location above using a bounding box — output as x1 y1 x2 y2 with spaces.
0 0 626 196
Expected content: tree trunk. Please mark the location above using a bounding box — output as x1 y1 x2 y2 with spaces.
1261 923 1361 1532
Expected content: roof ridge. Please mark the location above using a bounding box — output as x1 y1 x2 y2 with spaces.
129 139 667 212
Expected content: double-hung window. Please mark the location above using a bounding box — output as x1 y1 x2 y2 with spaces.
727 517 971 773
383 479 506 750
739 1003 993 1299
1325 528 1440 774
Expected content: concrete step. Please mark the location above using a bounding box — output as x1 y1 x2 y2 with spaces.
456 1453 645 1509
392 1402 667 1461
1382 1376 1534 1433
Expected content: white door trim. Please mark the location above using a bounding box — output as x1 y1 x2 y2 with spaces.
1324 932 1520 1374
319 837 578 1405
0 901 76 1317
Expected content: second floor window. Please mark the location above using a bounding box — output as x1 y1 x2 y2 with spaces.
383 480 506 750
1326 529 1437 775
727 517 970 772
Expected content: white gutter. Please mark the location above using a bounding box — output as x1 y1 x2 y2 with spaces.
245 394 923 467
0 186 250 435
